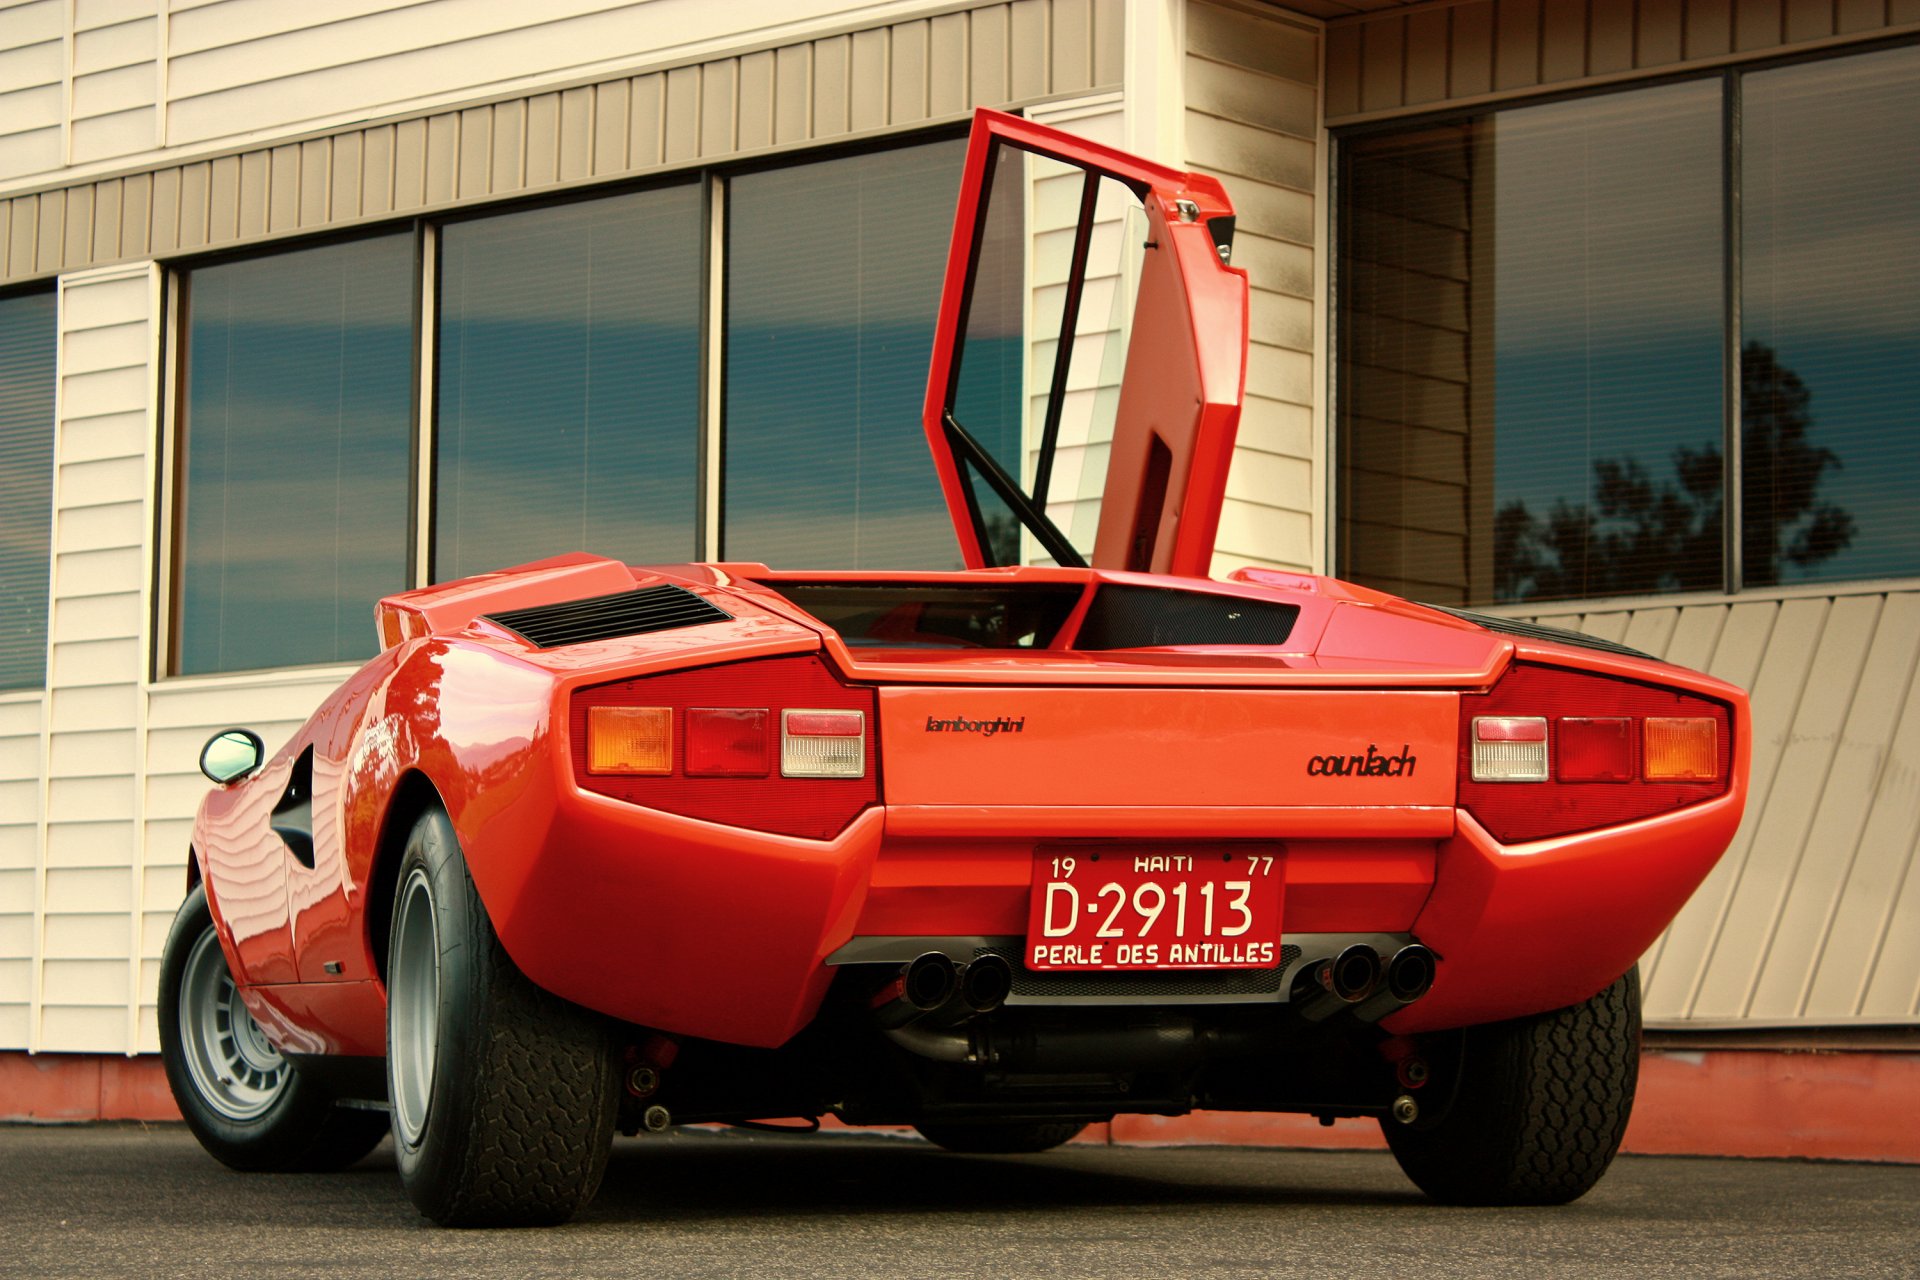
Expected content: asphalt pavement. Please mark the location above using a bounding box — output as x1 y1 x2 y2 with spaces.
1 1123 1915 1278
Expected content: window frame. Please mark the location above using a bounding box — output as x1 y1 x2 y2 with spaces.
1327 34 1920 610
155 125 967 679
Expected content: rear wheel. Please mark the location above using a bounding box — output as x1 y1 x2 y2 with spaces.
386 806 618 1227
915 1121 1088 1154
158 886 387 1171
1382 969 1641 1205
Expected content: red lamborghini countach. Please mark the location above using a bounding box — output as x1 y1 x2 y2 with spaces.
161 110 1749 1226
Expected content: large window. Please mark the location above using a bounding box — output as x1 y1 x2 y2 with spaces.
175 235 414 675
435 185 702 580
1741 45 1920 588
169 135 969 674
723 140 965 568
0 290 56 690
1337 42 1920 606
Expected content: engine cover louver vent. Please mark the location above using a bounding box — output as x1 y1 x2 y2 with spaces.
484 584 732 649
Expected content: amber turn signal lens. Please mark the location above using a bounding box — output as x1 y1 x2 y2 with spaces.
1644 716 1718 780
587 706 672 775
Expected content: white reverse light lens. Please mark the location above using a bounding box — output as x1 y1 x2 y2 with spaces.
1471 716 1549 782
781 709 866 778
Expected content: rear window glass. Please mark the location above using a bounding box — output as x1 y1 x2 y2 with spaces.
767 582 1083 649
1075 586 1299 649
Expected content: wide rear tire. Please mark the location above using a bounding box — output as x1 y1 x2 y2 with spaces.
158 885 387 1172
1382 969 1641 1206
915 1121 1088 1154
386 806 619 1227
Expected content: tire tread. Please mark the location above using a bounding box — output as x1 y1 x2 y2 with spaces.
1384 969 1640 1206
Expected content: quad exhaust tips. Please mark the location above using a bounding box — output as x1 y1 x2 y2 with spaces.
1293 943 1437 1023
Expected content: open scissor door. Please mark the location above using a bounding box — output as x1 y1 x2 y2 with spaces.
921 109 1248 576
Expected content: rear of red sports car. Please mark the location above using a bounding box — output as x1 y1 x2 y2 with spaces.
159 110 1749 1226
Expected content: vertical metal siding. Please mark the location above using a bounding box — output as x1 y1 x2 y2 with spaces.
0 0 1125 289
1325 0 1920 121
1522 588 1920 1025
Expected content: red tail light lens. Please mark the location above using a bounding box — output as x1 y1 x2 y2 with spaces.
685 708 771 777
571 655 877 839
1557 717 1634 782
1458 663 1733 844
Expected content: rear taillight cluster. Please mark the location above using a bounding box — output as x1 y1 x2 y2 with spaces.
1458 663 1733 844
571 655 877 840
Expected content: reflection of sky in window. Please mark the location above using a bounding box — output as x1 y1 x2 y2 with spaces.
0 290 55 689
435 184 702 580
179 236 413 675
1744 43 1920 585
1492 79 1724 594
724 139 966 569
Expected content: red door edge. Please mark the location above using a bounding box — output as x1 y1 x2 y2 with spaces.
920 107 1250 578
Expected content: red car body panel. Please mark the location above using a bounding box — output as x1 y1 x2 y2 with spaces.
187 110 1751 1071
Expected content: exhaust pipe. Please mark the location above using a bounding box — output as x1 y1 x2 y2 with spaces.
1386 944 1436 1002
1291 945 1382 1023
885 1014 1204 1071
871 952 958 1028
1355 944 1439 1023
959 954 1014 1014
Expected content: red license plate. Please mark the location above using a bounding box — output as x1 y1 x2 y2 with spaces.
1024 846 1284 971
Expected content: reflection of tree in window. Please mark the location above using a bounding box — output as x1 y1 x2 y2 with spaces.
1494 343 1853 602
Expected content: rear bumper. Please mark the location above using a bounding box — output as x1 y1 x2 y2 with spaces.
1386 792 1747 1033
480 778 1740 1048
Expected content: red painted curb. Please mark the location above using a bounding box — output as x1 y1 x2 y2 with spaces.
4 1048 1914 1163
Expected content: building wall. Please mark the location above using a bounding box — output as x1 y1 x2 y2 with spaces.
1 0 1134 184
0 0 1127 289
5 0 1913 1062
1186 0 1322 575
1327 0 1920 1026
0 0 1132 1056
1325 0 1920 124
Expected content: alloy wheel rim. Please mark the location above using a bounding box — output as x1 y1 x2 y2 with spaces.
389 866 441 1147
178 927 288 1121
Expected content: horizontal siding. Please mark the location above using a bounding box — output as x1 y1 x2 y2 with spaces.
1326 0 1920 121
1518 587 1920 1026
1 0 1125 285
1187 2 1323 576
32 264 153 1053
0 694 44 1050
69 0 159 167
0 0 65 178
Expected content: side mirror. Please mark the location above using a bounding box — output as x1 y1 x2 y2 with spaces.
200 729 266 785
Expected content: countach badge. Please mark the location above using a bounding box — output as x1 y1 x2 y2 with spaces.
1306 744 1419 777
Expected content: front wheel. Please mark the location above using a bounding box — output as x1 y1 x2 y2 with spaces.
158 885 387 1171
1382 968 1641 1206
386 805 619 1227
